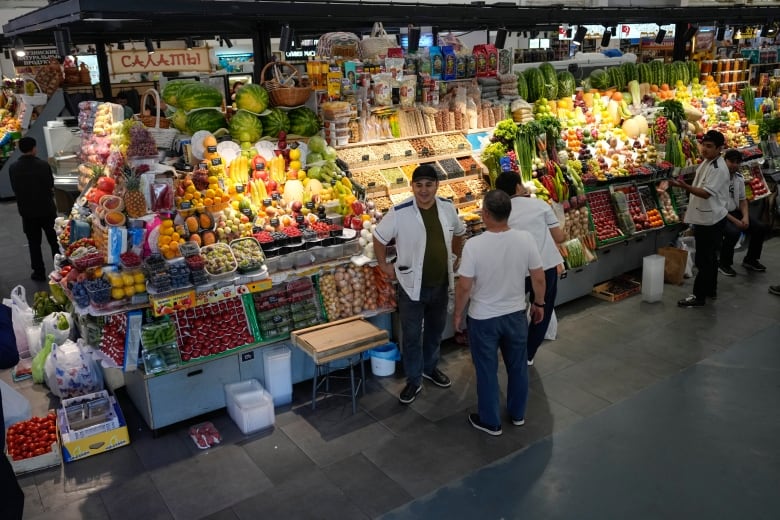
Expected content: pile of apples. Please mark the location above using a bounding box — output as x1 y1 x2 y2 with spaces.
586 190 622 243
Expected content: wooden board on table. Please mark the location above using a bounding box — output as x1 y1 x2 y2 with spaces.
291 316 389 363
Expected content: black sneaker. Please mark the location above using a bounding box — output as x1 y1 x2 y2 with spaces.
399 383 422 404
422 368 451 388
30 271 46 281
678 295 705 308
769 286 780 296
718 265 736 277
468 413 502 436
742 259 767 272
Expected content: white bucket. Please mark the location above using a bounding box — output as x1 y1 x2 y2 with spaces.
370 343 399 377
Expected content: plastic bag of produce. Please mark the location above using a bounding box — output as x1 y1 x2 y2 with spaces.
45 339 104 399
3 285 34 357
26 323 42 357
32 333 55 384
39 311 73 352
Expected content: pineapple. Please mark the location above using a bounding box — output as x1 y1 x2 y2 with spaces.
123 165 147 217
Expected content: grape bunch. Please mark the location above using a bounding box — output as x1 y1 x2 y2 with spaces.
654 116 668 145
127 123 158 157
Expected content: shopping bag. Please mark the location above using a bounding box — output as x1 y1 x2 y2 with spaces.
657 246 688 285
4 285 34 357
46 339 104 398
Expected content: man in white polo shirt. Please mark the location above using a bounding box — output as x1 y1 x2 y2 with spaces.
670 130 730 307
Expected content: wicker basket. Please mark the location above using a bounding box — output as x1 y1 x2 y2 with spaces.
136 89 178 149
261 62 312 108
359 23 397 60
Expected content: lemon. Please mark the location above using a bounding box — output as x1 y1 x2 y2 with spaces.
111 287 125 300
124 285 136 297
133 272 145 283
134 283 146 293
122 274 135 286
289 148 301 160
108 273 123 288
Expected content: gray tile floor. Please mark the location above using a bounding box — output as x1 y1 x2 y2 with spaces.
1 198 779 520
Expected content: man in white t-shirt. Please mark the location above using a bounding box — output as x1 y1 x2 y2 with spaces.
718 149 768 277
495 171 564 365
670 130 730 307
454 190 545 436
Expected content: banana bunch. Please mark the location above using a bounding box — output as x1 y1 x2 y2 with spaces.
227 155 249 188
268 155 287 186
246 178 268 208
33 291 64 320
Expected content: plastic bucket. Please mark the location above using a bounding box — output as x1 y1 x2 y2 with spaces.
370 342 399 377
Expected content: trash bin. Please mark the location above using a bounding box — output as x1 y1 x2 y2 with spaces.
369 342 400 377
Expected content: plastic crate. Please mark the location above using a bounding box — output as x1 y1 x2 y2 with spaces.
224 379 275 434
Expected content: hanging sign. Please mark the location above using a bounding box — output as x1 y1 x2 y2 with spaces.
12 47 61 75
109 48 211 74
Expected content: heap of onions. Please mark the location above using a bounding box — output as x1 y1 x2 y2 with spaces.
319 264 380 321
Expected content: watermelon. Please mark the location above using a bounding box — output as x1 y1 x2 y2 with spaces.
185 108 228 134
650 61 665 86
524 68 545 102
234 84 270 114
589 69 610 90
664 62 675 86
161 80 191 108
556 71 576 99
688 61 700 83
672 61 689 85
637 63 652 84
288 107 321 137
539 62 558 100
260 108 290 138
621 62 638 83
176 82 224 112
229 109 263 143
171 108 189 133
608 67 625 90
517 73 529 100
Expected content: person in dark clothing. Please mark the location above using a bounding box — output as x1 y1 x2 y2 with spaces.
0 303 24 520
9 137 60 281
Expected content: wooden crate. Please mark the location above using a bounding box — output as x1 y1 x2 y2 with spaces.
291 316 389 364
591 276 641 302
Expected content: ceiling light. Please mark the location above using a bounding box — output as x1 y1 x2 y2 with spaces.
54 28 70 59
494 28 508 50
13 38 25 57
573 26 587 46
145 37 155 54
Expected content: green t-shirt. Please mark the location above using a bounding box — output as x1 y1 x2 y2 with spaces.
420 204 448 287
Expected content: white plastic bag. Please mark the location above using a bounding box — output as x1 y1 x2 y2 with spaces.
676 237 695 279
3 285 34 357
39 312 73 353
544 310 558 341
26 323 43 357
45 339 104 399
1 379 32 429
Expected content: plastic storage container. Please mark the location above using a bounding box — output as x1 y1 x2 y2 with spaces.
224 379 275 434
262 344 292 406
641 254 665 303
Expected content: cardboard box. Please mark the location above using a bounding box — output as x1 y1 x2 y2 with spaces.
57 395 130 462
291 315 388 364
6 441 61 475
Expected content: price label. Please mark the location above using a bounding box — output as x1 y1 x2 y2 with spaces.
272 314 284 324
395 177 404 185
235 184 245 193
211 157 222 166
469 164 477 172
383 153 391 161
241 208 253 217
263 198 273 206
457 143 465 150
362 154 370 161
421 147 430 157
368 182 376 187
405 150 413 157
206 145 217 155
180 201 192 209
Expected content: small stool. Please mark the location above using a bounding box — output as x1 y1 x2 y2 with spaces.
292 316 389 415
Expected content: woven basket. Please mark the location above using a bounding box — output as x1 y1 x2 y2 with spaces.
359 23 397 60
136 89 178 149
261 62 312 108
316 32 360 58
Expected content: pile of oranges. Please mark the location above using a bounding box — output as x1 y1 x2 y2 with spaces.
174 177 229 214
157 218 186 259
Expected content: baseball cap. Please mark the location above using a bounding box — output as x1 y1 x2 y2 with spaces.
700 130 725 147
411 164 439 182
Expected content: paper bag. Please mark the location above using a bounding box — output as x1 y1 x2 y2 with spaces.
657 247 688 285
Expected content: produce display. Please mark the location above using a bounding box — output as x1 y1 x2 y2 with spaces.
586 190 624 245
5 413 58 461
172 298 255 361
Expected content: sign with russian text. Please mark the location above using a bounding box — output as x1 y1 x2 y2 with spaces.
12 47 60 75
109 48 211 74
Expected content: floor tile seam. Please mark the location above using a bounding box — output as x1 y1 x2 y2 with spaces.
318 453 396 519
528 388 600 423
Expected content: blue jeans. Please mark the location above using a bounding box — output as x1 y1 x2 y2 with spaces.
468 311 529 428
398 284 449 386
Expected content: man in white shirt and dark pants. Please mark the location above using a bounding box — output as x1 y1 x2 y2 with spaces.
454 190 546 436
718 149 768 276
670 130 730 307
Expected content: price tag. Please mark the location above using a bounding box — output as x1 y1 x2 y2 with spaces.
241 208 253 218
272 314 284 324
395 177 405 185
421 147 430 156
206 145 217 155
235 184 245 193
383 153 391 161
180 201 192 209
211 157 222 166
457 143 465 150
405 149 413 157
263 198 273 206
362 154 370 161
469 164 477 172
368 182 376 187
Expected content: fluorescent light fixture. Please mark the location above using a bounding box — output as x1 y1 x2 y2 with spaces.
145 37 155 54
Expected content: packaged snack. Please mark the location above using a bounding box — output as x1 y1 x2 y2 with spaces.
442 46 457 81
429 46 444 80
